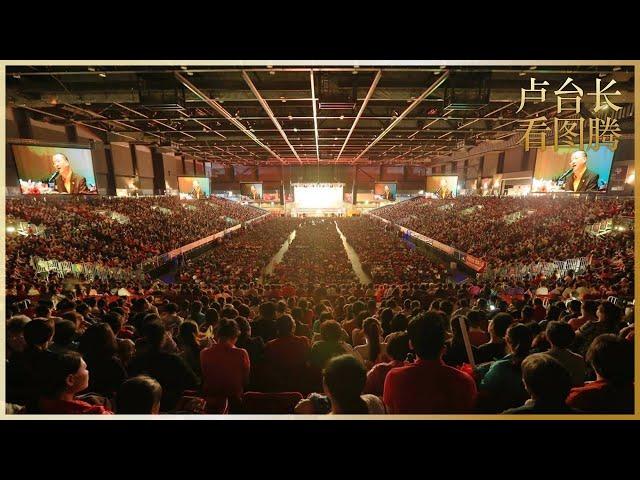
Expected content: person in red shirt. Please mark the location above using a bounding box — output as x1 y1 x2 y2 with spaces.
37 351 113 415
466 309 490 347
282 283 296 299
263 314 310 392
566 334 634 413
383 311 477 414
200 319 250 403
364 332 410 397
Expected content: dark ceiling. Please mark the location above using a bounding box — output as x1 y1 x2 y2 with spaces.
6 65 635 165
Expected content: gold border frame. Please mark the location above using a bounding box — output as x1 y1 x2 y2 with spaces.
0 59 637 420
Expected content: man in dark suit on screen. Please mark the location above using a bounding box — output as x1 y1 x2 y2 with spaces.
190 179 204 199
563 150 600 192
51 153 89 194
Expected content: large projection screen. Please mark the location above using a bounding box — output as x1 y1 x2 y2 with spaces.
12 144 98 195
293 184 344 209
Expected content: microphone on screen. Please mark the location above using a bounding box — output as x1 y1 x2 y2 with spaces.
47 171 60 183
557 167 573 182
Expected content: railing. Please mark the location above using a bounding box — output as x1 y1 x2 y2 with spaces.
30 256 145 283
480 256 591 282
585 215 634 237
366 211 487 273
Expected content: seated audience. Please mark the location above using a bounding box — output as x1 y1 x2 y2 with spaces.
383 311 477 414
502 353 576 414
566 334 634 413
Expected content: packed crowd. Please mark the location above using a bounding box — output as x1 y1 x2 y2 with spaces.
4 197 635 416
335 217 448 284
178 217 299 286
6 271 634 415
6 196 265 296
269 219 358 286
373 196 634 268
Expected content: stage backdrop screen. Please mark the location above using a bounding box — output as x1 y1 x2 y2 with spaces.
12 144 98 195
262 189 280 202
426 175 458 198
374 182 397 201
240 182 263 201
294 184 343 209
178 176 210 199
532 146 614 193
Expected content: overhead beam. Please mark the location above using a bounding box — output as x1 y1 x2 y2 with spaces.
242 71 302 164
175 71 284 163
436 102 517 140
352 71 450 163
18 105 139 142
310 71 320 163
336 70 382 162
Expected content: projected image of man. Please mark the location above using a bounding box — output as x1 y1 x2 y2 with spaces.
190 179 203 199
436 178 453 199
51 153 88 194
564 150 599 192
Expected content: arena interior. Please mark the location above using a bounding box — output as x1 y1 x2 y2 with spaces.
4 64 636 416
